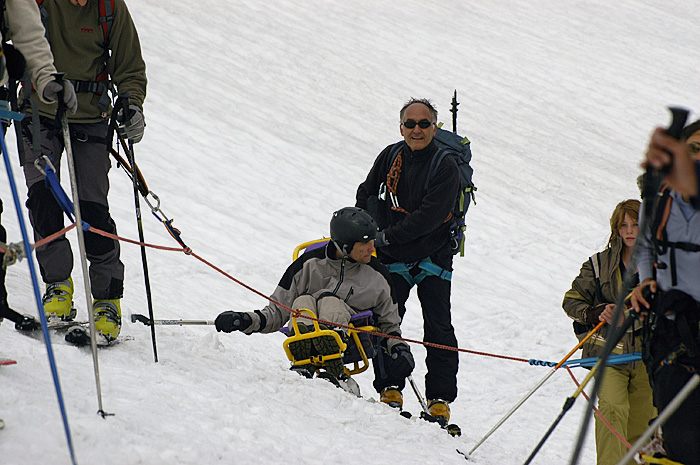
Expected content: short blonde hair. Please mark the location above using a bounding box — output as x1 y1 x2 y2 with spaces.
608 199 640 248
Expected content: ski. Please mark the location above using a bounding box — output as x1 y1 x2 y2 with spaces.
417 410 462 437
0 358 17 366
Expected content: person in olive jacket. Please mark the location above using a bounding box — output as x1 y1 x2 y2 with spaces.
19 0 147 342
563 199 654 465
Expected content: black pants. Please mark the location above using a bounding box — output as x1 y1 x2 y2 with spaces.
653 365 700 465
391 273 458 401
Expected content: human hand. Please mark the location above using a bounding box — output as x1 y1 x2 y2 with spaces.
215 311 252 333
629 279 656 321
643 128 698 197
43 79 78 114
389 343 414 378
599 303 626 327
583 303 607 325
374 231 389 248
119 105 146 143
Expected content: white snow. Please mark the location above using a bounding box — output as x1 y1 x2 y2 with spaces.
1 0 699 464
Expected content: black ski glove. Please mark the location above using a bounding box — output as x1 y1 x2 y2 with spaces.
215 311 252 333
583 303 607 325
374 230 389 248
389 343 414 378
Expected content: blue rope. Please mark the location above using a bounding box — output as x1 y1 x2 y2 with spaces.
1 129 79 465
528 352 643 368
42 162 90 231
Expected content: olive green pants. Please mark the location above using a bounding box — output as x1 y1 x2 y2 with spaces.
595 361 656 465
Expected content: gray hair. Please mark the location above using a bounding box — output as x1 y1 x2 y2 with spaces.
399 98 438 123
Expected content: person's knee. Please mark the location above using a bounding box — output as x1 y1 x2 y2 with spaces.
26 183 64 237
80 201 118 256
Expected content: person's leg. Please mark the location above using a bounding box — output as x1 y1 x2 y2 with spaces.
625 362 656 454
22 117 73 285
595 366 631 465
71 122 123 300
653 365 700 465
417 275 457 402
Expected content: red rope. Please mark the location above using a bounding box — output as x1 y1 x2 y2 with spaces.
565 365 632 450
23 222 531 364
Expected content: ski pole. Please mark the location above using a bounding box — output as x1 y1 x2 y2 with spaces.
1 102 79 465
131 313 214 326
407 374 430 413
113 100 159 363
615 373 700 465
54 73 110 418
466 320 605 458
523 360 601 464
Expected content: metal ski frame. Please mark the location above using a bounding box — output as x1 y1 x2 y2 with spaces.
1 99 78 465
54 74 110 418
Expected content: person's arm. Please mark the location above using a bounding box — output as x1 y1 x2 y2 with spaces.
643 127 698 200
108 0 147 108
4 0 57 101
563 258 605 325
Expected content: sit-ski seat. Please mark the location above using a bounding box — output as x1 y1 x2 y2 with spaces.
281 239 380 376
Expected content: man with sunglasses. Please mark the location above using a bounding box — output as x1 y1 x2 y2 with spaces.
356 98 461 424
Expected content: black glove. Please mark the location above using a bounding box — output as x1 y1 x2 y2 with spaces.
374 230 389 248
43 79 78 114
215 311 252 333
389 343 415 378
583 303 607 325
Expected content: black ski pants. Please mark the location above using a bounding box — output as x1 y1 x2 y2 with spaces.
391 272 458 402
653 364 700 465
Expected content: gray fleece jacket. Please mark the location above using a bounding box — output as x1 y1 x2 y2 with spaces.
243 243 403 350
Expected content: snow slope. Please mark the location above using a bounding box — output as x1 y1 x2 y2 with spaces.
1 1 699 463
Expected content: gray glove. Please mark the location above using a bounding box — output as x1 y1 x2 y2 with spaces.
43 79 78 114
119 105 145 143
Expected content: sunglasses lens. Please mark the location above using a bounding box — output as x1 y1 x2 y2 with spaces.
403 120 432 129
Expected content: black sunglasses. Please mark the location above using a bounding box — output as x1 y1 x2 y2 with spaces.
688 142 700 155
403 119 433 129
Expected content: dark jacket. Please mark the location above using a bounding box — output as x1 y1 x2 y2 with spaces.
356 140 460 268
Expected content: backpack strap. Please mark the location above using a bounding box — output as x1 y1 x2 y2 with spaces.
589 252 604 306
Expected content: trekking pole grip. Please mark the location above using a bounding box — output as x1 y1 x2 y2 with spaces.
52 72 67 122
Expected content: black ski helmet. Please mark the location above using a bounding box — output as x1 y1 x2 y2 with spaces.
330 207 379 256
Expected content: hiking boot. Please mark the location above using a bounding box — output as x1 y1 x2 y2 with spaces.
312 327 346 379
42 278 75 320
288 323 314 363
428 399 451 423
93 299 121 341
380 387 403 409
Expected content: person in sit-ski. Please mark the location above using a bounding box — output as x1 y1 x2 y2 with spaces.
0 0 76 331
355 98 460 423
215 207 414 400
630 123 700 465
19 0 147 343
563 199 655 465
